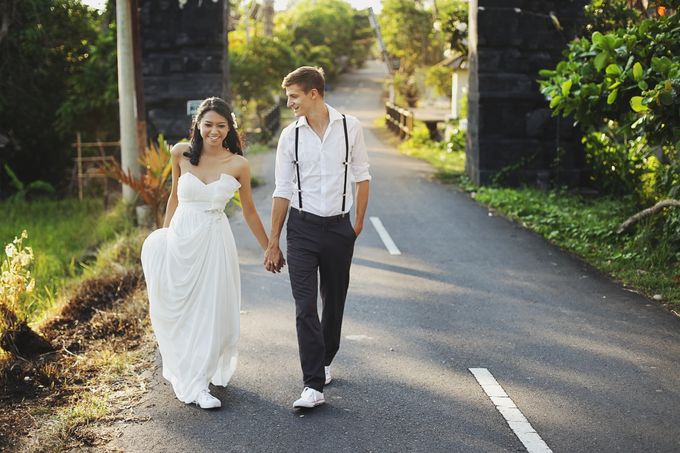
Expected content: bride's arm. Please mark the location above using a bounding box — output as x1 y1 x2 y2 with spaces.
162 144 185 228
236 157 269 251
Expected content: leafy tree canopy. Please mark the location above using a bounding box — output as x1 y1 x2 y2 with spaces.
0 0 103 192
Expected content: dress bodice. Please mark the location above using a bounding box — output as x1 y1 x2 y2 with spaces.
177 172 241 212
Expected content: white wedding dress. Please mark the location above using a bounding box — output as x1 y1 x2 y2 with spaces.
141 171 241 404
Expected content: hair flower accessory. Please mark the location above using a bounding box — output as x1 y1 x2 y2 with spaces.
231 112 238 130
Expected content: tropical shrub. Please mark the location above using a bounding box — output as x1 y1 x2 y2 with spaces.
538 8 680 202
102 135 172 227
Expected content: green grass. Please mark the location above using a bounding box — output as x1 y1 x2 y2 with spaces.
397 121 467 182
1 198 134 321
390 123 680 309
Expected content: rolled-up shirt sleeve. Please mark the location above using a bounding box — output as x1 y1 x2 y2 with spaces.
350 119 371 182
273 126 296 200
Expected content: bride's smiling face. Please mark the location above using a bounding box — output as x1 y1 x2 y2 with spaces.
199 110 230 146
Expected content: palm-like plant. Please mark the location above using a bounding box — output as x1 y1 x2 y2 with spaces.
102 135 172 228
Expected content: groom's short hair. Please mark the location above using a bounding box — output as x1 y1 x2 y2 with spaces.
282 66 325 96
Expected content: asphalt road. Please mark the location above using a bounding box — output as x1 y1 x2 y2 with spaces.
112 61 680 453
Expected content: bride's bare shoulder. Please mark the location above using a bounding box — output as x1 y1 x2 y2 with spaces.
171 142 190 158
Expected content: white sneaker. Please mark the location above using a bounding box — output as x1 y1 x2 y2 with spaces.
324 366 332 385
293 387 325 408
195 389 221 409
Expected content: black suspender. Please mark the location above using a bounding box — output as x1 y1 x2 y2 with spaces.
293 115 350 213
294 121 302 210
341 114 350 212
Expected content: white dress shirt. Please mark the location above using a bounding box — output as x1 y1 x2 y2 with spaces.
273 104 371 217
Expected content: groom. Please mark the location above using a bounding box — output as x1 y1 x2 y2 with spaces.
264 66 371 408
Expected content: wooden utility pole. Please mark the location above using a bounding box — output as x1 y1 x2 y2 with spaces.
116 0 141 203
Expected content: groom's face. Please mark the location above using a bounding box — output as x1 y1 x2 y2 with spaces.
285 84 318 117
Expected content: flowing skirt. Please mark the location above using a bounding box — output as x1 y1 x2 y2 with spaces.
141 206 240 404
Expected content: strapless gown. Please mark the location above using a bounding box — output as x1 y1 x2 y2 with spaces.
141 171 241 404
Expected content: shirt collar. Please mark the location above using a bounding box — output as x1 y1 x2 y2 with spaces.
294 104 343 128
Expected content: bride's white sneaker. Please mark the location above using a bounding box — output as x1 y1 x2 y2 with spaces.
195 389 221 409
324 366 332 385
293 387 325 408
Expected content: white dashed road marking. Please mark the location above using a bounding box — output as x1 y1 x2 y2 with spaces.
369 216 401 255
469 368 552 453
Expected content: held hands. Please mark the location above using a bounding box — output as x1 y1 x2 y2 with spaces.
264 244 286 273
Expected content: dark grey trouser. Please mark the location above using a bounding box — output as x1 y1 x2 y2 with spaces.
286 208 356 392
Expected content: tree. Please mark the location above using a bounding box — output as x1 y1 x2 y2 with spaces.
56 18 119 142
0 0 100 193
379 0 434 74
275 0 356 78
230 35 299 136
436 0 468 55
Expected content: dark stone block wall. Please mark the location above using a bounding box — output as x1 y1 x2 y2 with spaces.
467 0 589 186
140 0 225 142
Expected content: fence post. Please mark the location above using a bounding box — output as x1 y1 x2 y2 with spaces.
76 133 83 201
406 112 413 140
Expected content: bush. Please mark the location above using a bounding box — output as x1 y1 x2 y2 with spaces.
425 65 453 98
0 231 35 331
538 9 680 202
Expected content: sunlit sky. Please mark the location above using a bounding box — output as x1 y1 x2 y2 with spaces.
81 0 382 13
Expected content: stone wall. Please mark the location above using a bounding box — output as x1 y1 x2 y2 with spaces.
140 0 225 143
467 0 589 186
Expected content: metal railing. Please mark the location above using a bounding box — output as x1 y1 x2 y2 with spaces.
385 102 414 140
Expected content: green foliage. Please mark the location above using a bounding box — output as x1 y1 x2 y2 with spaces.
231 36 300 107
0 0 100 192
379 0 467 105
538 10 680 202
56 18 119 142
398 121 466 182
425 65 453 98
0 198 134 321
582 0 642 34
230 0 373 135
349 9 375 68
436 0 469 55
229 34 299 139
3 164 55 202
1 231 35 330
392 71 419 107
275 0 356 79
379 0 434 74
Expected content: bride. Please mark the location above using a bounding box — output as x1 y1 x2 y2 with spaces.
141 97 282 409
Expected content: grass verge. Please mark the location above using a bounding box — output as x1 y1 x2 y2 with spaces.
1 229 154 451
1 198 134 322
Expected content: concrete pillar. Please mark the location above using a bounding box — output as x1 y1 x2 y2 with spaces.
466 0 589 186
116 0 141 202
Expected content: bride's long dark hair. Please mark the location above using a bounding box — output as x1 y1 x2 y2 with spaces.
184 97 243 165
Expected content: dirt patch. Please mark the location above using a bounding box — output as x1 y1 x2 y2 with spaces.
0 269 153 452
